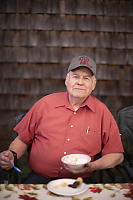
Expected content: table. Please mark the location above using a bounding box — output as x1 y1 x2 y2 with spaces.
0 183 133 200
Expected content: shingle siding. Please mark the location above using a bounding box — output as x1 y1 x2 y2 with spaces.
0 0 133 150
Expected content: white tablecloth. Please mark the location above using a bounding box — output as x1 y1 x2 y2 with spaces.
0 183 133 200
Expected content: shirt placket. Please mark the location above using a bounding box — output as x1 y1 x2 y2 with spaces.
58 109 78 175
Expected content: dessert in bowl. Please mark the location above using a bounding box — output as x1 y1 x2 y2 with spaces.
61 154 91 170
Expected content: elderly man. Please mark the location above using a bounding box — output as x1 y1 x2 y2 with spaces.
0 55 124 183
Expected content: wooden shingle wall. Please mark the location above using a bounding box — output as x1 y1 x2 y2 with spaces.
0 0 133 150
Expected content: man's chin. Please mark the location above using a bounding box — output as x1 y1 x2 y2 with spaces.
72 94 86 98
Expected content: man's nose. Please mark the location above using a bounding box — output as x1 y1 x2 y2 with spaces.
77 77 84 84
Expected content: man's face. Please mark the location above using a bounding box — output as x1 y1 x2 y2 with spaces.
65 67 96 100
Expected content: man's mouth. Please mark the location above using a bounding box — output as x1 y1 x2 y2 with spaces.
74 88 85 91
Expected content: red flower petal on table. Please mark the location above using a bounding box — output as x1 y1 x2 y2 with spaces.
89 187 102 193
19 194 38 200
124 193 133 198
129 183 133 192
123 183 133 199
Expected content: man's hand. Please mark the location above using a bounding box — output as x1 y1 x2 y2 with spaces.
0 150 14 170
63 153 124 176
64 162 94 176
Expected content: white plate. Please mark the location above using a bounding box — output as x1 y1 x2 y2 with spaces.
47 178 88 196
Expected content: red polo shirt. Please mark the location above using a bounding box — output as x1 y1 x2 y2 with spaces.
14 92 124 178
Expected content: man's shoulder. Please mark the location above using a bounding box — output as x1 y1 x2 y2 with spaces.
46 92 66 98
91 95 111 113
30 92 66 113
43 92 66 101
91 95 106 107
36 92 66 105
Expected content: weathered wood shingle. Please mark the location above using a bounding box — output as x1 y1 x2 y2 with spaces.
0 0 133 150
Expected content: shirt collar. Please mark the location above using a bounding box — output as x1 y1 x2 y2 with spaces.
80 95 96 112
54 92 96 112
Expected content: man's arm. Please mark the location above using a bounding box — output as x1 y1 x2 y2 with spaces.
9 136 28 159
0 136 28 170
88 153 124 172
64 153 124 175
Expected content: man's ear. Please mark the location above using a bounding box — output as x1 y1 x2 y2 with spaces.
92 76 96 91
65 78 67 87
65 72 71 86
65 73 69 87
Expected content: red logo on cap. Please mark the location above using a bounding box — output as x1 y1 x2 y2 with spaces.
79 56 90 67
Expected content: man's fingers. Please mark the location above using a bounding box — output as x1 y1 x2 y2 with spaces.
0 151 13 170
64 166 90 175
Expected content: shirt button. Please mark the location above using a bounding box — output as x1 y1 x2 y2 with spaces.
74 111 76 115
66 138 70 142
70 125 74 128
64 152 67 155
60 167 63 170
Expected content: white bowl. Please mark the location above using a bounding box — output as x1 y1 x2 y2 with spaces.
61 154 91 170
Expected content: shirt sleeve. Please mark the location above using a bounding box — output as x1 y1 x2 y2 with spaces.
101 111 124 156
13 104 38 145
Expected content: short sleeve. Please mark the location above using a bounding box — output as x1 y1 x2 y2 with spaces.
13 105 38 145
101 112 124 156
